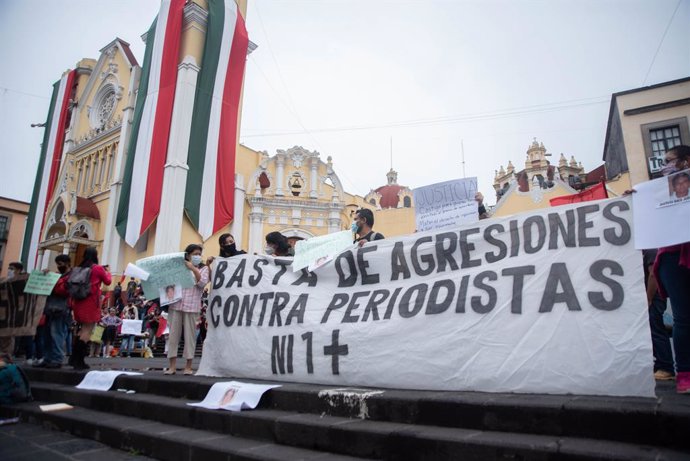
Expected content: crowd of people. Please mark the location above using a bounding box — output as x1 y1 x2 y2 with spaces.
1 145 689 393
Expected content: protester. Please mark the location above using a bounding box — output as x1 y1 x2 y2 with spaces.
0 261 24 361
113 282 124 312
219 233 246 257
120 303 138 357
166 244 209 375
5 262 37 364
475 192 490 219
643 249 675 380
265 232 291 256
143 304 161 350
652 144 690 394
100 308 122 358
127 277 137 302
352 208 385 245
70 246 112 369
36 254 72 368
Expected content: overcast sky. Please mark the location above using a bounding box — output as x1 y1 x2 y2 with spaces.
1 0 688 206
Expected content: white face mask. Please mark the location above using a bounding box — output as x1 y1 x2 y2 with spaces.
7 269 15 279
265 246 275 255
191 255 203 266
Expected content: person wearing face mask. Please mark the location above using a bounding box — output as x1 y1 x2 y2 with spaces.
352 208 385 247
35 254 73 368
265 231 292 257
165 244 210 375
218 233 246 258
652 145 690 394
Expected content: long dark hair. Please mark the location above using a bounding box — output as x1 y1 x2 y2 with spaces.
80 246 99 267
265 231 290 256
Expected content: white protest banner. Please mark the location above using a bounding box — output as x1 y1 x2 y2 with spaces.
135 252 194 296
198 196 654 397
76 371 143 391
124 263 150 281
293 230 355 272
413 178 479 232
23 271 61 296
632 168 690 249
0 275 45 336
121 319 143 336
187 381 282 412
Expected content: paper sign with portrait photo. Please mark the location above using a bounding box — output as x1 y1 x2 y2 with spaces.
159 284 182 306
632 169 690 249
656 169 690 208
187 381 281 412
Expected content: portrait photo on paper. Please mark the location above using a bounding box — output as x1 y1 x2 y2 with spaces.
159 284 182 306
657 169 690 208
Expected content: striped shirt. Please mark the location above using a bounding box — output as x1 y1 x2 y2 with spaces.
169 265 209 313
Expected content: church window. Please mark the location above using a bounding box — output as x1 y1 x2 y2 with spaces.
403 196 412 208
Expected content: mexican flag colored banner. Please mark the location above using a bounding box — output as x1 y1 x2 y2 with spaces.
22 70 76 270
185 0 249 241
116 0 185 247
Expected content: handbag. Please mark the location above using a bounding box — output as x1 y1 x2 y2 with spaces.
90 325 104 344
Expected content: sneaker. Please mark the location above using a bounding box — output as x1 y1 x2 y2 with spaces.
654 370 675 381
677 372 690 394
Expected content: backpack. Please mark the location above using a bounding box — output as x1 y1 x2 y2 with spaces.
0 364 32 405
68 266 92 300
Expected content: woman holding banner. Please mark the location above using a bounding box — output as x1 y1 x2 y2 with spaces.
165 244 209 375
70 247 112 370
653 145 690 394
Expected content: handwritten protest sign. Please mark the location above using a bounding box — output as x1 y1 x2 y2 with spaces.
293 230 354 272
0 275 46 336
135 253 194 297
198 196 654 397
23 270 61 296
121 319 143 336
632 168 690 249
413 178 478 232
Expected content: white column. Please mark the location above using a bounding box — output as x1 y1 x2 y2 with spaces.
230 173 246 250
102 66 140 273
248 203 264 254
275 153 285 196
40 250 52 270
62 243 70 255
309 157 318 199
154 56 199 254
36 250 45 270
328 203 341 234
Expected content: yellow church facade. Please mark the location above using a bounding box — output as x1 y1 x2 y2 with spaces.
31 0 419 276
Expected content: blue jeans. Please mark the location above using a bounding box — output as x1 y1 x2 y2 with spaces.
43 314 70 365
658 252 690 373
649 292 674 373
120 335 135 356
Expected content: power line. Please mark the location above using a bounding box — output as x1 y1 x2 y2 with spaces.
241 96 610 138
642 0 682 85
0 86 50 100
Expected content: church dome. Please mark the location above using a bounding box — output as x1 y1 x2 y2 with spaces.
375 184 406 208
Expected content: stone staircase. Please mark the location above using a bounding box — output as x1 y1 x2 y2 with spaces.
1 367 689 460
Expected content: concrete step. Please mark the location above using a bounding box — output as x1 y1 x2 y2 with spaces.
21 367 690 451
13 381 690 461
0 401 371 461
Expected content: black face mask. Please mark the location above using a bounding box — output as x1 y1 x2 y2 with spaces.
221 243 237 256
57 266 68 274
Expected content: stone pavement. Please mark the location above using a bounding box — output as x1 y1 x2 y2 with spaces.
0 421 155 460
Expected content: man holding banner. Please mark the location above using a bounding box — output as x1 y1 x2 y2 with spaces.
37 254 72 368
